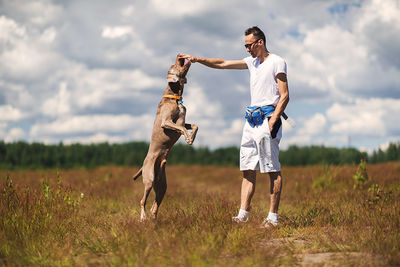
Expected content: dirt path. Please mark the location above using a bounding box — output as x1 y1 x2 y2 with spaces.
260 237 385 266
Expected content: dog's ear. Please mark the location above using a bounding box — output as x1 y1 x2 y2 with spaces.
166 73 179 83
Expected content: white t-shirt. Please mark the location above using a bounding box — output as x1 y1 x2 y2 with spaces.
243 53 287 107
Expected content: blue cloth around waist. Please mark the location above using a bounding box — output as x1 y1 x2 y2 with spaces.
245 105 275 127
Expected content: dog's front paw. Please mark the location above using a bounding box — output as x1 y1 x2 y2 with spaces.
184 136 191 144
186 138 193 145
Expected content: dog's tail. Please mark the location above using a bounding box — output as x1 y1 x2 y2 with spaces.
132 167 143 181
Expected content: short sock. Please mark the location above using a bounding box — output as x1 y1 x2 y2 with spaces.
238 209 249 220
267 212 278 223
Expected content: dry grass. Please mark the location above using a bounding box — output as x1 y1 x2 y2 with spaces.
1 162 399 266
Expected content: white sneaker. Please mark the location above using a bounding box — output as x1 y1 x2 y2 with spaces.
260 218 278 229
232 216 248 223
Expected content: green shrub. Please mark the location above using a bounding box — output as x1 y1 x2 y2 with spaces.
353 158 368 188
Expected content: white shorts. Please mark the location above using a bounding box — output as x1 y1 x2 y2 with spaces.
240 117 282 173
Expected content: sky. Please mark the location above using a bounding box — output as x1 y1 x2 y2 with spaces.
0 0 399 153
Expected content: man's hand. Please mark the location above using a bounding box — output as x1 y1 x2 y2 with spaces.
268 116 277 132
268 73 289 133
178 54 199 63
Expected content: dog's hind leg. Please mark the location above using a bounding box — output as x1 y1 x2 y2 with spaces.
150 159 167 219
140 181 152 222
140 160 155 222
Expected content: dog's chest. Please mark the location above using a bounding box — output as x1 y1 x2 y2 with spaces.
170 104 186 123
178 104 186 115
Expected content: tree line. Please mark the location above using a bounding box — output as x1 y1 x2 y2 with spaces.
368 142 400 163
0 140 398 170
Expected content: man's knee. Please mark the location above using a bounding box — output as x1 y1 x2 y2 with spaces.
243 170 256 183
269 171 282 194
269 171 281 180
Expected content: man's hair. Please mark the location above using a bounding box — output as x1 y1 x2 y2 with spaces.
245 26 266 46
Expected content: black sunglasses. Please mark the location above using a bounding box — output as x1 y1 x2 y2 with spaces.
244 39 260 49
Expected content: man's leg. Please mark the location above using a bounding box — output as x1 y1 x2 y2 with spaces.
261 171 282 227
240 170 257 211
233 170 256 223
269 171 282 213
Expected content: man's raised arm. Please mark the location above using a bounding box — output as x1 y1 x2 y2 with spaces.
179 54 247 70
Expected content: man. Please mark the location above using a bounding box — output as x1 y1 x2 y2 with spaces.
179 26 289 228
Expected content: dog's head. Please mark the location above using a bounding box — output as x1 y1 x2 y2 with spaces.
166 54 191 84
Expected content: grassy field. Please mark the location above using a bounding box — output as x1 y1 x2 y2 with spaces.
1 162 399 266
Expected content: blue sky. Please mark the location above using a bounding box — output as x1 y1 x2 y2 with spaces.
0 0 399 153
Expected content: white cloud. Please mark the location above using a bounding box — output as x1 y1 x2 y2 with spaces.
41 82 71 117
218 118 245 146
4 128 25 142
0 43 58 80
184 84 223 119
3 0 63 26
121 5 135 17
281 112 327 148
182 84 244 148
149 0 210 17
353 0 400 70
281 134 313 149
282 98 400 149
280 0 400 101
39 27 57 43
354 0 400 38
0 15 26 41
326 98 400 137
30 114 154 137
0 16 61 82
0 122 7 138
70 67 164 110
0 105 26 121
282 24 369 100
298 113 327 136
101 26 133 39
62 133 132 145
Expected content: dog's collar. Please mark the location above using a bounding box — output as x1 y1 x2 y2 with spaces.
163 94 182 101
